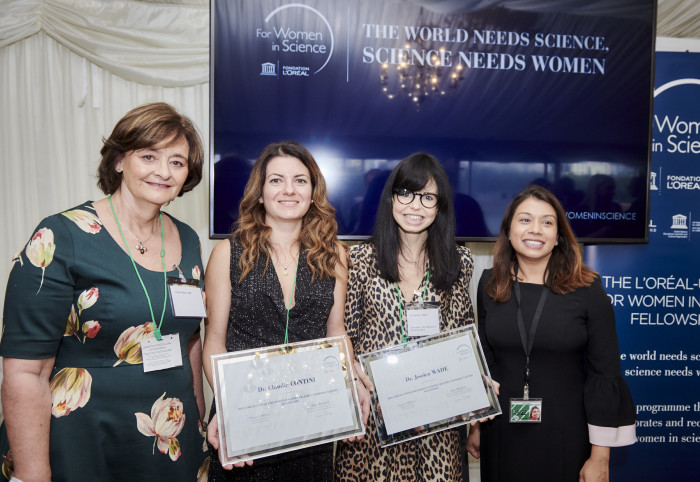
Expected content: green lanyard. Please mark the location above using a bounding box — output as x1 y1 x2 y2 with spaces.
109 195 168 341
267 247 300 345
395 269 430 344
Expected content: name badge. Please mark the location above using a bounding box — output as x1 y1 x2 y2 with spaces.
405 302 440 337
142 334 183 372
509 398 542 423
167 277 206 318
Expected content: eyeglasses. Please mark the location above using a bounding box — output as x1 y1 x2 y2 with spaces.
393 188 439 208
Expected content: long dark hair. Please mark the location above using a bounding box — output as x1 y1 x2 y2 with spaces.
233 140 346 282
487 184 597 302
371 153 459 291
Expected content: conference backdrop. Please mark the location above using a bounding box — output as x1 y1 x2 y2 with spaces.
210 0 655 242
584 50 700 481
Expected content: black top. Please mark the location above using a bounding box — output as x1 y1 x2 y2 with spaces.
477 268 635 482
224 238 335 351
207 238 336 482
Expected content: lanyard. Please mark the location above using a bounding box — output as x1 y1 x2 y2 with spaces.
109 195 168 341
395 269 431 344
512 263 548 399
267 246 300 345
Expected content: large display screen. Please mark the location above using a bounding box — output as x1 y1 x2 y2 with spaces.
210 0 656 242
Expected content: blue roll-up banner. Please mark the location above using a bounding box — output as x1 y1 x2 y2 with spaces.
584 49 700 481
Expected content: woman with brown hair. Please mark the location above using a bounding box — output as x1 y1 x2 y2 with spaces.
468 184 636 481
203 141 367 481
0 102 208 481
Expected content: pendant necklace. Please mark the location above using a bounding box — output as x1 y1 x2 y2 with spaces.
119 218 159 254
269 246 298 276
280 252 298 276
109 195 168 340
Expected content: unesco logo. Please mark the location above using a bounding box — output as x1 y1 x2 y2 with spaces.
670 214 688 230
257 3 334 78
260 62 277 76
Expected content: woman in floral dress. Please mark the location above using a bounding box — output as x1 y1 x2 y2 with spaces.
0 103 209 482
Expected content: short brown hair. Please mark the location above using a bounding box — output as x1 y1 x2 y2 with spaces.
97 102 204 196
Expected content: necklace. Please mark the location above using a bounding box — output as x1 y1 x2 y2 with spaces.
269 246 298 276
279 252 298 276
109 194 168 340
399 251 427 274
117 216 160 254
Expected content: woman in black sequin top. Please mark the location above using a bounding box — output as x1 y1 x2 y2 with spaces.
202 141 369 481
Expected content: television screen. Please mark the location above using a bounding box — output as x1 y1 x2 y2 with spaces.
211 0 656 242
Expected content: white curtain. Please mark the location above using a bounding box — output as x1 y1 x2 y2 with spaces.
0 0 208 84
657 0 700 38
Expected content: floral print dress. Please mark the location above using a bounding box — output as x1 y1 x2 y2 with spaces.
0 201 208 482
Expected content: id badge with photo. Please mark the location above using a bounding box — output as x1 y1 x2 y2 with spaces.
509 398 542 423
405 302 440 337
167 276 206 318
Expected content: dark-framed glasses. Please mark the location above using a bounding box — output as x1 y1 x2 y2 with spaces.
393 188 439 208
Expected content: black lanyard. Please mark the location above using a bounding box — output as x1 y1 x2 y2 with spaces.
513 264 548 398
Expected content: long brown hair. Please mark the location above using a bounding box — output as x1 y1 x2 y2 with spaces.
487 185 597 302
233 141 347 282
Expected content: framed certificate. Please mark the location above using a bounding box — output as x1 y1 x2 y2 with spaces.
359 325 501 447
211 336 365 464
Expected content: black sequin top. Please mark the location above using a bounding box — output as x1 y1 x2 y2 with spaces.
225 238 335 351
208 238 337 481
